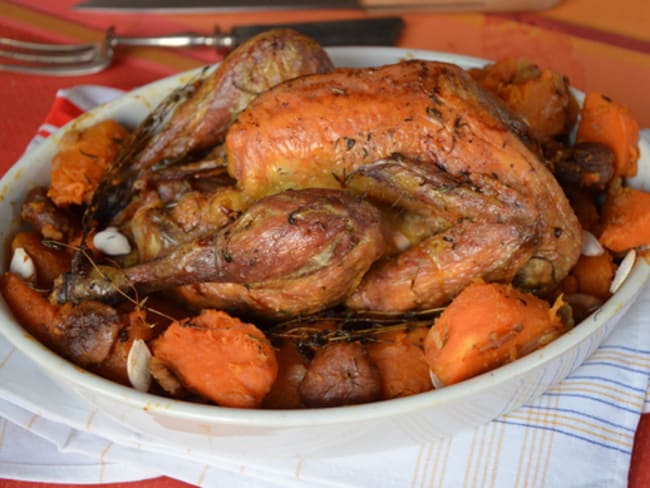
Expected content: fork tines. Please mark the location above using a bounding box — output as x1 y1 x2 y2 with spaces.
0 36 110 76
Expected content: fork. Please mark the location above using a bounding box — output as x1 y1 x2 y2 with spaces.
0 26 224 76
0 17 405 76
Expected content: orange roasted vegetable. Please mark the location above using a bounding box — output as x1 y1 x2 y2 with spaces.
366 329 433 398
151 309 277 408
93 309 154 385
569 252 617 301
469 57 578 140
424 281 568 386
10 232 71 289
600 183 650 252
0 272 58 348
576 92 640 178
48 119 129 207
262 341 308 409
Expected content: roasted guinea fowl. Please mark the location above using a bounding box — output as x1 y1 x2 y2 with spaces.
56 58 582 317
226 60 583 309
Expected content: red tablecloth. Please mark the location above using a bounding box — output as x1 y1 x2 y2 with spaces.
1 0 649 486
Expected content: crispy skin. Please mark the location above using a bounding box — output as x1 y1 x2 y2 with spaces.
227 60 582 304
54 189 385 319
87 28 333 230
136 29 334 168
344 158 538 310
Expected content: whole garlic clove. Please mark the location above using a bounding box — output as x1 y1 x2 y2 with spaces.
10 247 36 282
429 369 444 389
581 230 605 257
610 249 636 294
127 339 152 393
93 227 132 256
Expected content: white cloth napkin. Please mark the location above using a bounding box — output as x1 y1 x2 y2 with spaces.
1 87 649 487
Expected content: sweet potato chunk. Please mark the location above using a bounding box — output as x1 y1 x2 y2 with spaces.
367 330 433 398
151 309 277 408
570 252 617 301
10 232 71 289
262 341 308 409
94 309 154 385
600 184 650 252
469 57 578 139
576 92 640 178
424 281 568 386
48 119 129 207
0 272 58 348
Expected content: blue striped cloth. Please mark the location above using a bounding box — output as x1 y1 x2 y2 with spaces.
0 281 647 487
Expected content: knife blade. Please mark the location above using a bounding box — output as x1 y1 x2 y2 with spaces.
74 0 559 12
74 0 360 11
215 17 404 49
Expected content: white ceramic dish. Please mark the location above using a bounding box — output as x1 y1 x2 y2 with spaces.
1 47 649 459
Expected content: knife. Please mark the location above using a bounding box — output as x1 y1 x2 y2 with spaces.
105 18 404 51
74 0 360 11
74 0 558 12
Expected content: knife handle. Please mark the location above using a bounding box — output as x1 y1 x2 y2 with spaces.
226 17 404 48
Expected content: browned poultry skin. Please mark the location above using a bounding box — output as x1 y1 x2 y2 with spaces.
344 158 538 310
54 189 385 319
347 222 534 311
226 60 582 308
130 186 250 262
86 29 333 231
136 29 334 168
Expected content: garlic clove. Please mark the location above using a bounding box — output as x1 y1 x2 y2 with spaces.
93 227 132 256
127 339 152 393
10 247 36 282
581 230 604 256
429 369 444 389
610 249 636 294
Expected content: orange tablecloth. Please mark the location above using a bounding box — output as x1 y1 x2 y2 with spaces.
1 0 649 486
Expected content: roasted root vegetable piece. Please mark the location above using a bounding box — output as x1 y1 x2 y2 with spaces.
469 57 578 139
151 309 277 408
565 189 602 236
599 184 650 252
569 252 617 301
48 119 129 207
51 301 123 367
366 329 433 399
93 309 153 386
21 187 77 241
0 272 58 348
298 341 382 408
424 281 569 386
576 92 640 178
10 232 71 289
262 341 309 409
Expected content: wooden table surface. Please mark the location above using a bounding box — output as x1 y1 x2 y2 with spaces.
1 0 649 486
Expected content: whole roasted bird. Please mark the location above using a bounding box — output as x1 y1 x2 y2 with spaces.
53 32 582 321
